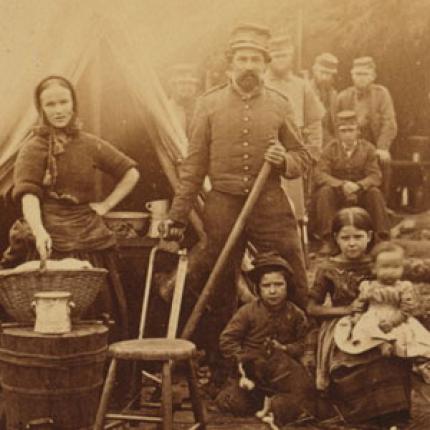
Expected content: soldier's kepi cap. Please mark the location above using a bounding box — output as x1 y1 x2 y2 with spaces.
352 56 376 73
247 251 293 285
336 110 358 129
314 53 339 74
228 23 271 60
169 63 199 84
268 33 293 55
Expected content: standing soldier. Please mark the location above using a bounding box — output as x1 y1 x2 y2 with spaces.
336 57 397 163
310 53 339 146
265 34 324 230
160 23 312 354
168 63 200 136
265 34 325 159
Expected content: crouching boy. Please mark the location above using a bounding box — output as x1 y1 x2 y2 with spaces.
215 252 317 427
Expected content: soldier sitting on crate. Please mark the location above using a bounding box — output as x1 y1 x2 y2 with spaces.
312 110 390 255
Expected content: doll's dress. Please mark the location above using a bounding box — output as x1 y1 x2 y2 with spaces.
335 280 430 357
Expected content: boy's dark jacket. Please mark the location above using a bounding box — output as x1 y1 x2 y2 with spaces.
219 299 309 361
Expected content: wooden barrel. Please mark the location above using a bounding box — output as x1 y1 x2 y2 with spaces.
0 323 108 430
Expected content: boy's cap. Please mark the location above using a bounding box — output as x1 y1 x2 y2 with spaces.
314 52 338 74
247 251 293 284
352 56 376 73
336 110 358 128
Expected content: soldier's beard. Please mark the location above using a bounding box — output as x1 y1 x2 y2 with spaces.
235 70 262 93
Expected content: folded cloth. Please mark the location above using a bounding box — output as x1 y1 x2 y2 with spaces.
12 258 93 271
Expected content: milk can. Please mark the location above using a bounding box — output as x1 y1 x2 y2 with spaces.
32 291 75 334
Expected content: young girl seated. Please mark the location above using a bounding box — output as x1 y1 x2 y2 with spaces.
335 241 430 358
307 208 411 424
215 251 317 428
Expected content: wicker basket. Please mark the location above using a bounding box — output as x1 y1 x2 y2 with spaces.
0 266 108 322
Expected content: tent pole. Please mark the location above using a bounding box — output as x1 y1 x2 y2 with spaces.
296 2 304 73
91 41 103 200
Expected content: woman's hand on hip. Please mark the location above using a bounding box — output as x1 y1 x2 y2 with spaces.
89 201 111 217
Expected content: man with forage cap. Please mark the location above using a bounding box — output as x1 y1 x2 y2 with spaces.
336 56 397 164
266 34 325 158
265 33 324 230
313 110 390 254
168 63 200 136
159 23 312 357
310 53 339 146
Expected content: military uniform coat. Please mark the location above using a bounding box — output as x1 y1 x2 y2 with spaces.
312 138 389 238
335 84 397 151
313 138 382 190
265 71 325 157
310 79 338 146
169 83 311 224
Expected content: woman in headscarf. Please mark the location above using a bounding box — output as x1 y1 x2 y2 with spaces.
11 75 140 339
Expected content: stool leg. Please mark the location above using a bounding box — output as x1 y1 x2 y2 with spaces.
186 358 207 429
94 358 118 430
161 360 173 430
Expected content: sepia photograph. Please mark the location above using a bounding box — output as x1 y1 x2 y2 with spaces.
0 0 429 428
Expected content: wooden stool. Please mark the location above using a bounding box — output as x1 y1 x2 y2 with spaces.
94 248 207 430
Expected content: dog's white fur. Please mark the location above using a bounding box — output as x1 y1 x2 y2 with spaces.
261 411 279 430
238 362 280 430
238 362 255 390
255 395 270 418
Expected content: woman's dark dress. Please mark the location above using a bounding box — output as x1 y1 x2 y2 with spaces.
11 131 137 339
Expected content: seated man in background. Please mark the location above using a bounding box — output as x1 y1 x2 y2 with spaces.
313 110 390 254
336 57 397 197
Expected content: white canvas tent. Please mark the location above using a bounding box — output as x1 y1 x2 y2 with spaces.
0 0 191 202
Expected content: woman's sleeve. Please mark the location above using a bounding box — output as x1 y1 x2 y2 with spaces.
93 137 137 179
309 266 331 304
12 138 47 202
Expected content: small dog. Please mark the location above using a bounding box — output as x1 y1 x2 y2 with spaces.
238 359 278 430
238 347 316 429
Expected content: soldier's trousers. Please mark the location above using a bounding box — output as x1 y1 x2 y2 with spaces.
314 185 390 239
180 186 308 354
